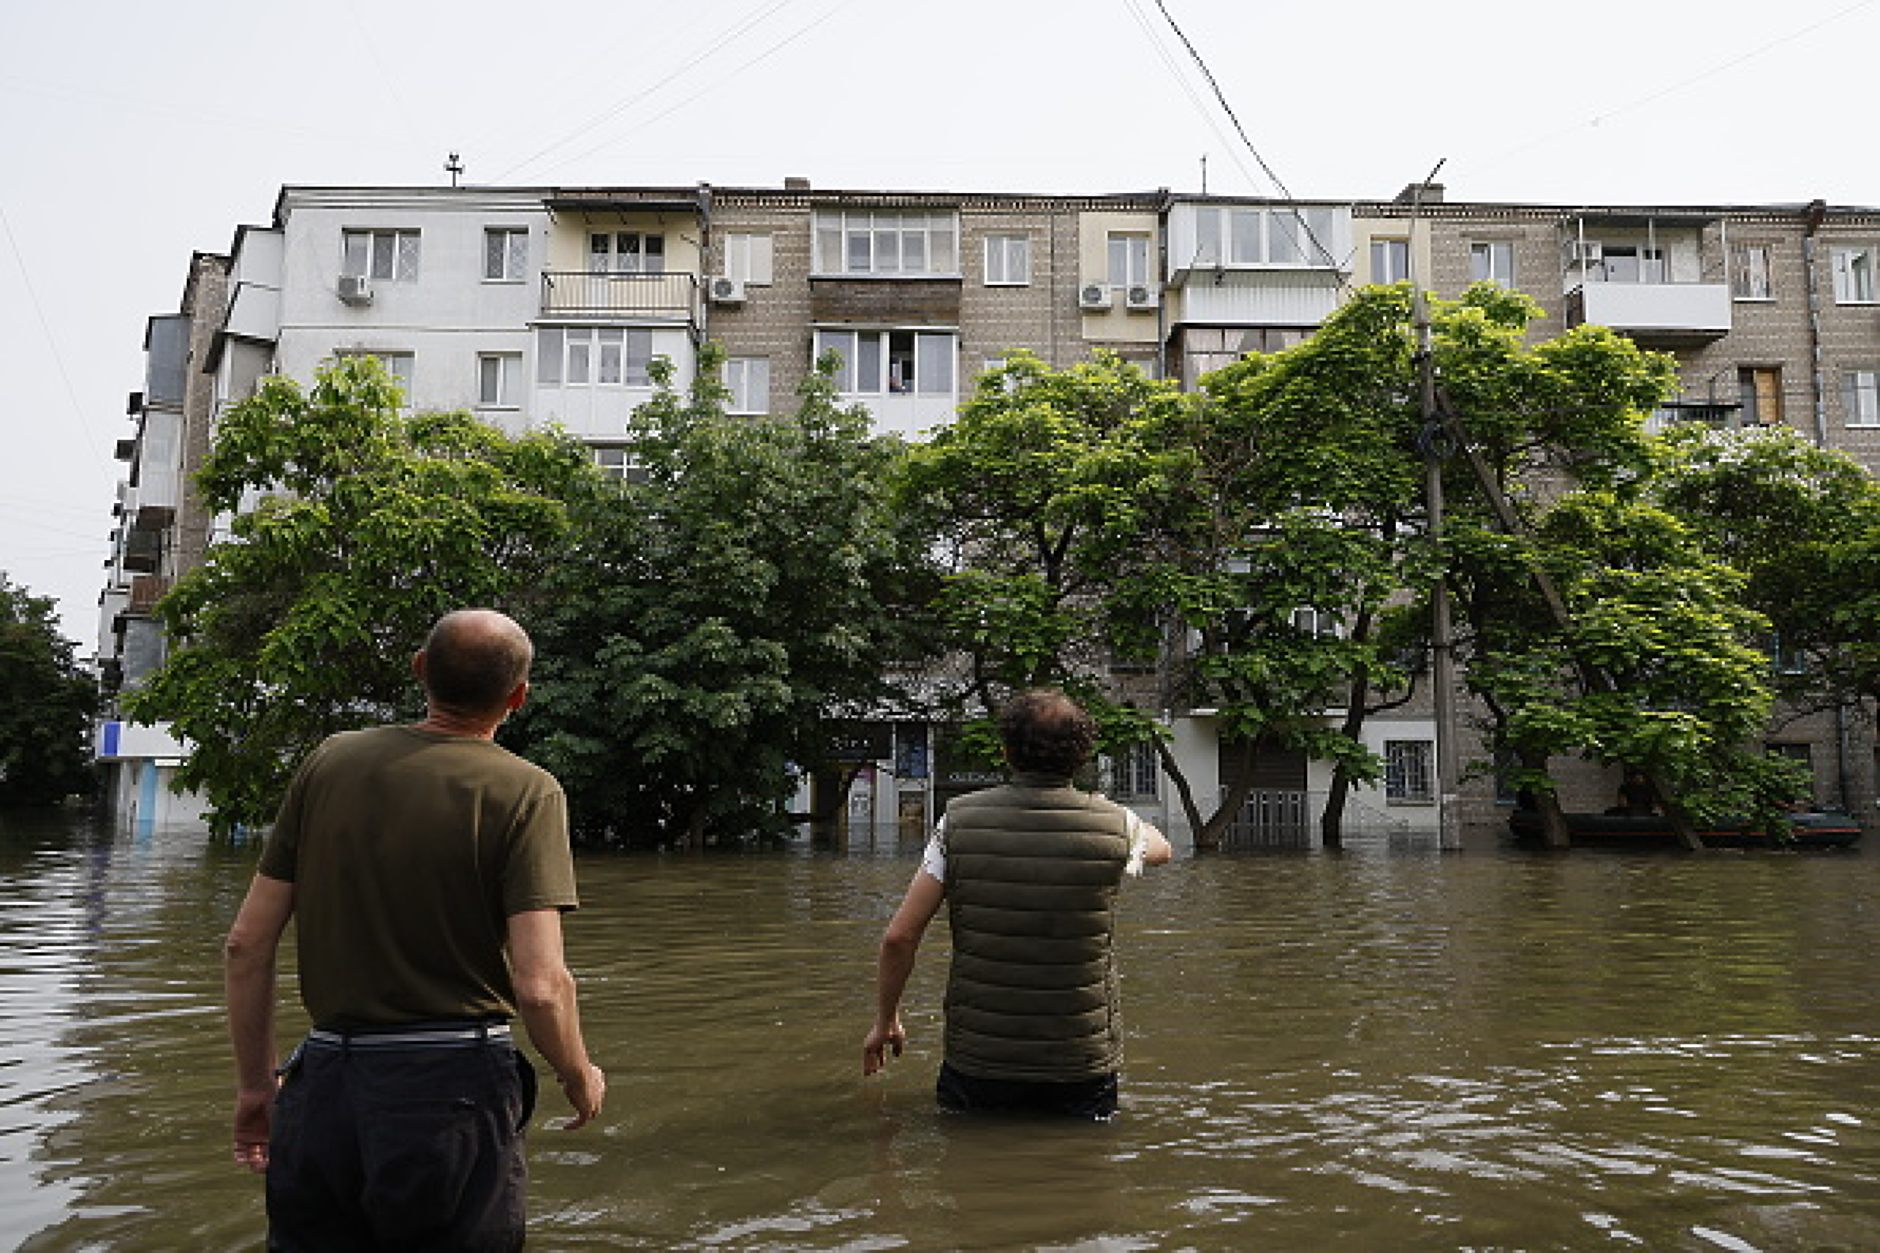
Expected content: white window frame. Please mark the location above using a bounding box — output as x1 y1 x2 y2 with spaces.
813 210 959 277
1832 246 1877 304
1107 741 1160 800
536 327 654 388
483 228 529 282
1844 368 1880 428
723 356 770 414
723 232 775 286
341 230 420 282
1731 244 1773 300
815 329 956 396
1370 238 1411 284
1107 232 1150 288
477 353 522 408
984 234 1031 286
335 350 414 399
1469 240 1516 287
1385 740 1435 803
591 445 641 483
589 231 665 275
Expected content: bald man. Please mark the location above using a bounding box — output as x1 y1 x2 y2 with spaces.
224 608 604 1251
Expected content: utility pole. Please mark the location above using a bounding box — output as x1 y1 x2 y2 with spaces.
1408 161 1462 851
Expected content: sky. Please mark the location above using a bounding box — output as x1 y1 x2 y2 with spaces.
4 0 1877 649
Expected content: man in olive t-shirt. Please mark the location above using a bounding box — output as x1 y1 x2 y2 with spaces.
223 609 606 1251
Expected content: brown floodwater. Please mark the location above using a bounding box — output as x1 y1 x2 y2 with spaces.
2 810 1877 1251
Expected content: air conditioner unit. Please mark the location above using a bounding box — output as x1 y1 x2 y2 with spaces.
1079 282 1113 310
708 275 746 305
1125 283 1158 311
337 274 374 305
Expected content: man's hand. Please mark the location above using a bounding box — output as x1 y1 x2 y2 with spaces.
557 1062 606 1129
862 1018 906 1076
232 1086 274 1172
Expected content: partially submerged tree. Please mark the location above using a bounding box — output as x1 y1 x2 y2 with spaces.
892 351 1191 772
126 357 599 834
0 575 97 805
514 348 923 847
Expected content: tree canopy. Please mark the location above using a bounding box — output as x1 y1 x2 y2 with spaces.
509 348 924 847
125 356 600 834
0 575 97 806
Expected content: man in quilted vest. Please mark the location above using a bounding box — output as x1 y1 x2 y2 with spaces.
862 688 1171 1118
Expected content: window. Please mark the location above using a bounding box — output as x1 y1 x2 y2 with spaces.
1740 366 1783 426
477 353 522 407
1191 206 1337 267
1732 244 1773 299
1109 742 1159 800
536 327 654 387
723 232 774 285
1844 368 1880 427
815 329 956 395
1597 245 1665 284
723 357 770 414
483 228 529 282
1469 240 1515 286
1385 740 1435 803
813 210 959 276
1833 246 1876 303
341 230 420 282
1370 238 1411 284
589 232 665 274
1107 232 1150 288
591 446 644 483
335 350 413 397
984 234 1031 286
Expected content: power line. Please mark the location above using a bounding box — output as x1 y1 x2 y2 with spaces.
494 0 824 183
0 199 106 460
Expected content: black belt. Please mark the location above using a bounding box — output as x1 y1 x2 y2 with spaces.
306 1021 511 1050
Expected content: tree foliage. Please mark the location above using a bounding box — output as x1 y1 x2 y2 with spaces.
0 575 97 805
125 357 600 834
511 348 923 847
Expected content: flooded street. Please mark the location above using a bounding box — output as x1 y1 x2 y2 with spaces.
2 810 1877 1250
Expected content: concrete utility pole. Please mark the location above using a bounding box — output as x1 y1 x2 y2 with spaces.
1407 162 1463 851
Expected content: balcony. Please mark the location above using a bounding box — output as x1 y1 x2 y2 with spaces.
539 271 700 325
1565 281 1731 343
128 573 171 613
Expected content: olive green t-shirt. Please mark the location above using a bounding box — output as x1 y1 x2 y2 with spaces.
258 725 577 1028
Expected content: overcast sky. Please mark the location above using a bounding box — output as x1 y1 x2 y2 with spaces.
5 0 1877 647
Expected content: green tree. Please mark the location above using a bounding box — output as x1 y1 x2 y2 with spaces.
892 351 1191 769
0 576 97 805
513 348 924 847
125 357 600 835
1651 423 1880 719
1187 288 1429 846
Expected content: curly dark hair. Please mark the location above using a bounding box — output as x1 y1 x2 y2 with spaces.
998 688 1097 778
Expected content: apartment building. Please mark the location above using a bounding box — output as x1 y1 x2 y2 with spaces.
98 180 1880 840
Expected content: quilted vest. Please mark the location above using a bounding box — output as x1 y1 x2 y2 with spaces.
942 773 1131 1082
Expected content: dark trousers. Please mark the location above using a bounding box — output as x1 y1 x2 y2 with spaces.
936 1060 1120 1120
266 1038 536 1252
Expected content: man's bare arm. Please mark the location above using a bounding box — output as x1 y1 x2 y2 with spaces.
224 874 295 1172
863 869 945 1076
507 908 605 1127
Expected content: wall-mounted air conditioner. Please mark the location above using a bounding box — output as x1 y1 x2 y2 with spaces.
1125 284 1158 311
708 275 746 305
337 274 374 305
1079 282 1113 310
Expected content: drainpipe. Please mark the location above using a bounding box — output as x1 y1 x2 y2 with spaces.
697 182 713 345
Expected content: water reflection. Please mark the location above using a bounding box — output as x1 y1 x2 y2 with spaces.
1 813 1877 1250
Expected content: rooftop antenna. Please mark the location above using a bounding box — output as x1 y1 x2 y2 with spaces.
445 152 464 187
1200 153 1208 195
